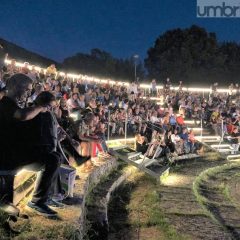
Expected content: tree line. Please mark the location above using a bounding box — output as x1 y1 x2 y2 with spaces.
145 25 240 86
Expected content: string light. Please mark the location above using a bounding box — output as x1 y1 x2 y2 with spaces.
211 144 232 148
4 58 234 93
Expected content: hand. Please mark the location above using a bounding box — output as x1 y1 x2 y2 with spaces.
59 134 67 142
40 106 48 113
94 138 102 144
72 139 80 148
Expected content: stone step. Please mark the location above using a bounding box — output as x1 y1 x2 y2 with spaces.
14 171 36 190
0 169 36 205
14 174 36 205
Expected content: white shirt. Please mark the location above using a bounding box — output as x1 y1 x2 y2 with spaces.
128 84 138 94
150 116 160 123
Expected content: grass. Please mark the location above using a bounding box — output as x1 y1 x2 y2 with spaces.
138 190 189 240
12 223 79 240
85 161 128 206
0 210 9 239
193 161 240 228
108 172 190 240
0 209 79 240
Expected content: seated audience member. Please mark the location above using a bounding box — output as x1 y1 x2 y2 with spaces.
66 93 81 113
78 112 102 172
27 65 39 82
28 83 44 104
147 130 168 158
53 84 63 99
46 64 57 76
85 98 97 113
188 129 197 153
176 114 185 129
92 119 109 156
21 62 30 74
179 128 190 154
171 129 183 155
79 94 86 109
135 134 148 154
44 82 52 91
169 114 177 130
84 88 93 105
231 127 240 153
0 74 61 217
165 130 176 155
7 59 19 75
109 110 117 136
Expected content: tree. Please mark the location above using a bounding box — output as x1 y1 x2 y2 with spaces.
144 25 232 86
63 48 145 81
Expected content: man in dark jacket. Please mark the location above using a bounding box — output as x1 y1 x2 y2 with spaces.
0 74 61 217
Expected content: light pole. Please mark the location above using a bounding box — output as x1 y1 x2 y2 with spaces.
133 54 139 82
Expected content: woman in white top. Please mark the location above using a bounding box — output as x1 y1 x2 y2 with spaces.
66 93 81 113
171 129 183 155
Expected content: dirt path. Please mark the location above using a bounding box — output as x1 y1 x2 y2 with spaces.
194 162 240 240
108 153 237 240
160 156 233 240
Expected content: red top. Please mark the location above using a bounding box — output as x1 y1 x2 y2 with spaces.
176 116 185 125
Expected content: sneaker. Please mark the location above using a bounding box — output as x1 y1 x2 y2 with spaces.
46 199 65 209
62 196 83 205
26 201 57 217
51 193 64 202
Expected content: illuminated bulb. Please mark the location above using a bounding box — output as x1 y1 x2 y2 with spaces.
218 149 232 152
106 138 135 144
195 136 221 139
4 59 11 64
140 84 149 89
3 59 234 92
211 144 231 148
35 66 41 71
191 128 203 131
184 120 195 124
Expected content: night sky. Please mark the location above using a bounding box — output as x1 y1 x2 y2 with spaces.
0 0 240 62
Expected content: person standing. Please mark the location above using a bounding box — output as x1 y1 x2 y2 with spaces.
151 79 157 97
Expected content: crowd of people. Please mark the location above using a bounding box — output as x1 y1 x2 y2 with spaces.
1 55 240 218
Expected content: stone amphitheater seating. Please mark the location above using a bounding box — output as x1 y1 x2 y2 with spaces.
0 168 36 205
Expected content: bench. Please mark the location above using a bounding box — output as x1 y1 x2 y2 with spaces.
0 169 36 205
